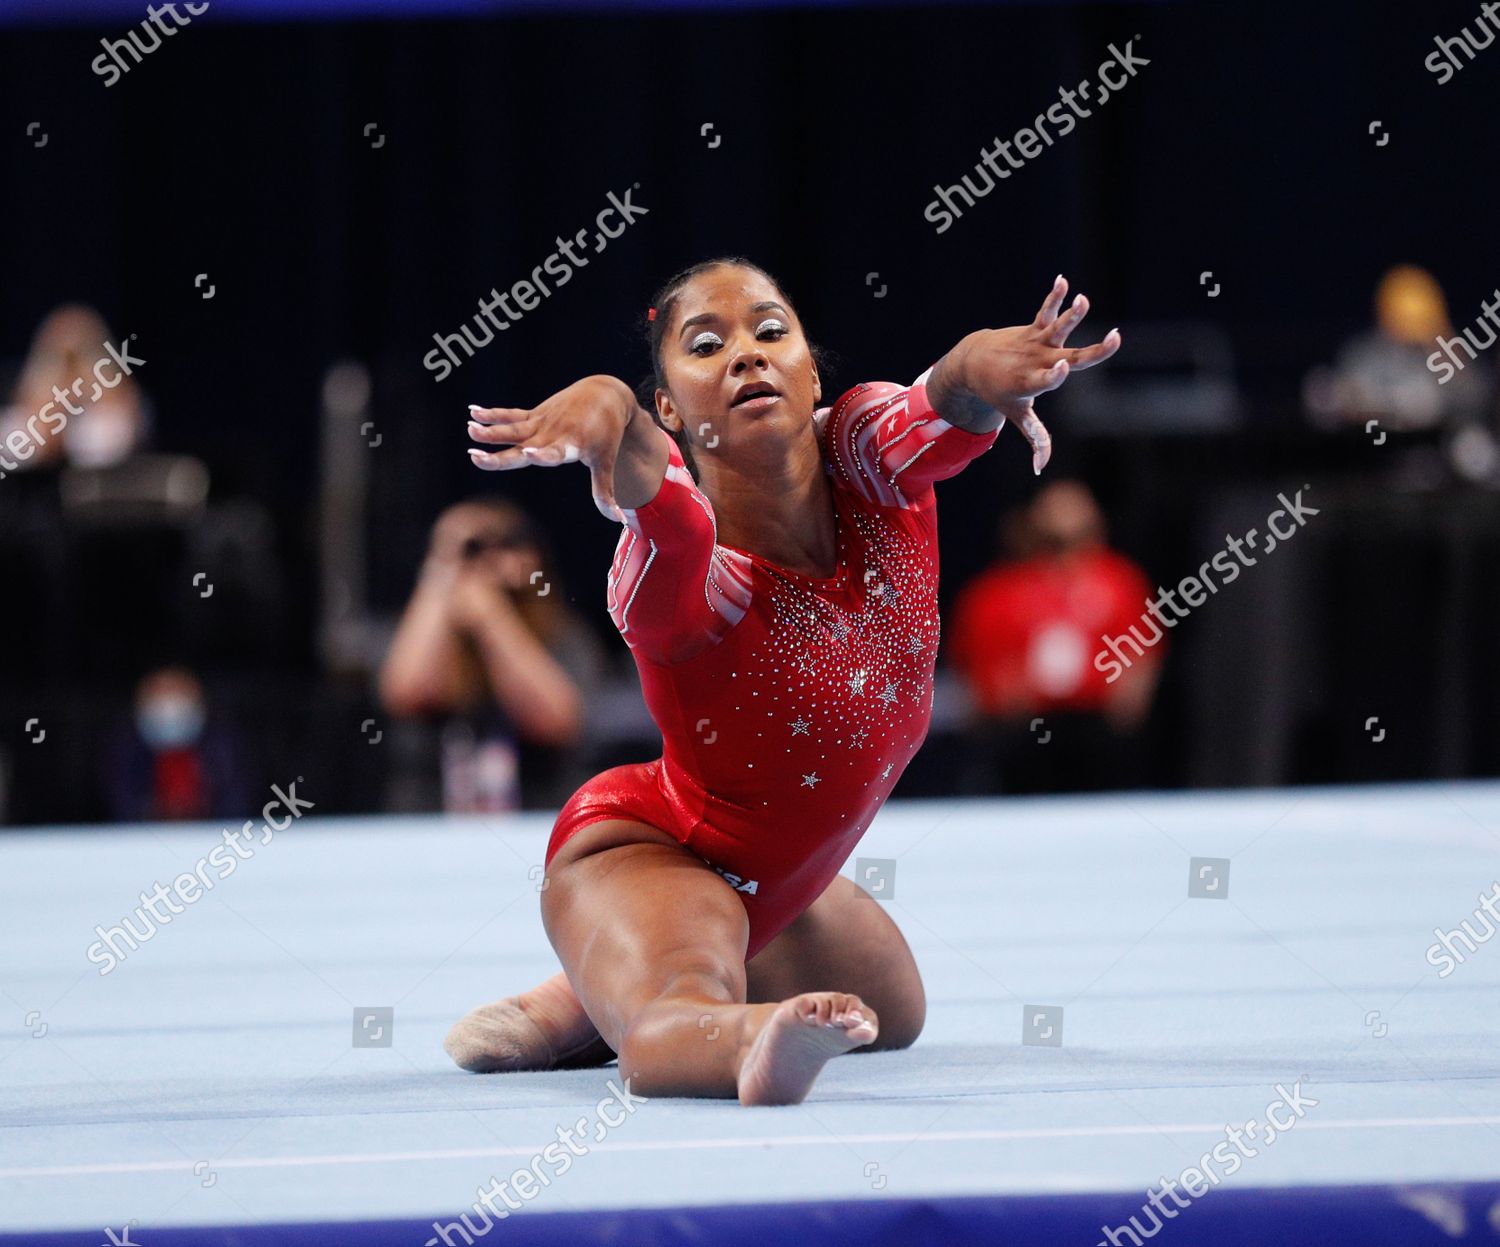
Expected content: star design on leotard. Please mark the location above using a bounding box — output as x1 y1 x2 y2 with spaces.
849 727 869 749
878 682 900 708
905 635 925 656
848 670 868 696
801 771 822 788
789 716 811 736
793 652 817 677
881 762 894 780
830 615 849 643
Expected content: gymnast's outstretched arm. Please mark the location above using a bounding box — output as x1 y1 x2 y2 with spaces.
466 373 668 519
467 375 725 664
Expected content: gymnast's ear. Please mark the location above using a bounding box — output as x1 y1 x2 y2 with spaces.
810 357 822 406
655 387 682 433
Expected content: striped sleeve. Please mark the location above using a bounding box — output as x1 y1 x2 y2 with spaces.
606 427 753 665
818 366 1001 509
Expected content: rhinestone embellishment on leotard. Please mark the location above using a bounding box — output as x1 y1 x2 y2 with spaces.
749 501 939 787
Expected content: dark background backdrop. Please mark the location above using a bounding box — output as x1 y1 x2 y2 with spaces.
2 0 1497 822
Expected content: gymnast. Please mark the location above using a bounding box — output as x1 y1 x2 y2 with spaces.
449 258 1120 1104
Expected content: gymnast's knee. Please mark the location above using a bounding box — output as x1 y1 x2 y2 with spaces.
863 992 925 1052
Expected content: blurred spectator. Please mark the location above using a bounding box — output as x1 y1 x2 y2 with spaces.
0 306 157 696
1305 264 1493 431
948 480 1161 794
105 666 251 822
379 499 604 813
0 304 149 471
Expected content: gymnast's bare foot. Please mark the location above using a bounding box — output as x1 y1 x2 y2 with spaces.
736 992 878 1106
445 972 613 1073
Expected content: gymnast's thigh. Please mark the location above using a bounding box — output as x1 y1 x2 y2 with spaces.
540 817 755 1052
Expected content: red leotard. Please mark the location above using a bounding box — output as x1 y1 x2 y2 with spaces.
546 367 1000 957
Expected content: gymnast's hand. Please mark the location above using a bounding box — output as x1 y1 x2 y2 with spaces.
467 375 668 521
928 275 1121 475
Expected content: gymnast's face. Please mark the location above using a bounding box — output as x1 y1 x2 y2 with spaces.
654 267 822 453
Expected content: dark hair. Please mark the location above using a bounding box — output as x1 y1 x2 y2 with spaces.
633 256 833 482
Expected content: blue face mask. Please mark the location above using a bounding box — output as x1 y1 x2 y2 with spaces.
137 695 206 750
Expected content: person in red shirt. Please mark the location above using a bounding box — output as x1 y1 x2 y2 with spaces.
452 258 1120 1104
948 480 1161 793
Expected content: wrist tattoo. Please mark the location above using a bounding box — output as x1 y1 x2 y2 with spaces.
938 388 1003 432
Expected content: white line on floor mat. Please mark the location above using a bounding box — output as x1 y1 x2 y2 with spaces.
7 1115 1500 1179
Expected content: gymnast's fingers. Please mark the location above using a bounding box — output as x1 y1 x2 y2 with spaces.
1062 328 1123 371
467 446 536 471
467 403 530 426
519 441 583 467
1044 293 1089 347
589 444 624 521
471 439 583 470
1035 275 1068 327
1017 407 1052 475
474 417 540 447
1029 358 1070 394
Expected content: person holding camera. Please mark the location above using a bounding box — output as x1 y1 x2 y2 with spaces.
379 499 603 812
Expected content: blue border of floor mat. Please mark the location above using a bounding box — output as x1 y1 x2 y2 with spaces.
7 1185 1500 1247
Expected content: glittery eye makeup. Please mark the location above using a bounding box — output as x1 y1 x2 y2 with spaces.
688 319 788 356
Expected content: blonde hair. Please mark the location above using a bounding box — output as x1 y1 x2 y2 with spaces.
1375 265 1451 345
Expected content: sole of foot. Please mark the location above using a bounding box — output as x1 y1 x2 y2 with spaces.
736 992 878 1106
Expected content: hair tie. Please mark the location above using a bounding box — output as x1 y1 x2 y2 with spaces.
647 307 657 321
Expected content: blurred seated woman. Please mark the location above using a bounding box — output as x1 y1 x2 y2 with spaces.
380 499 605 813
0 303 149 472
